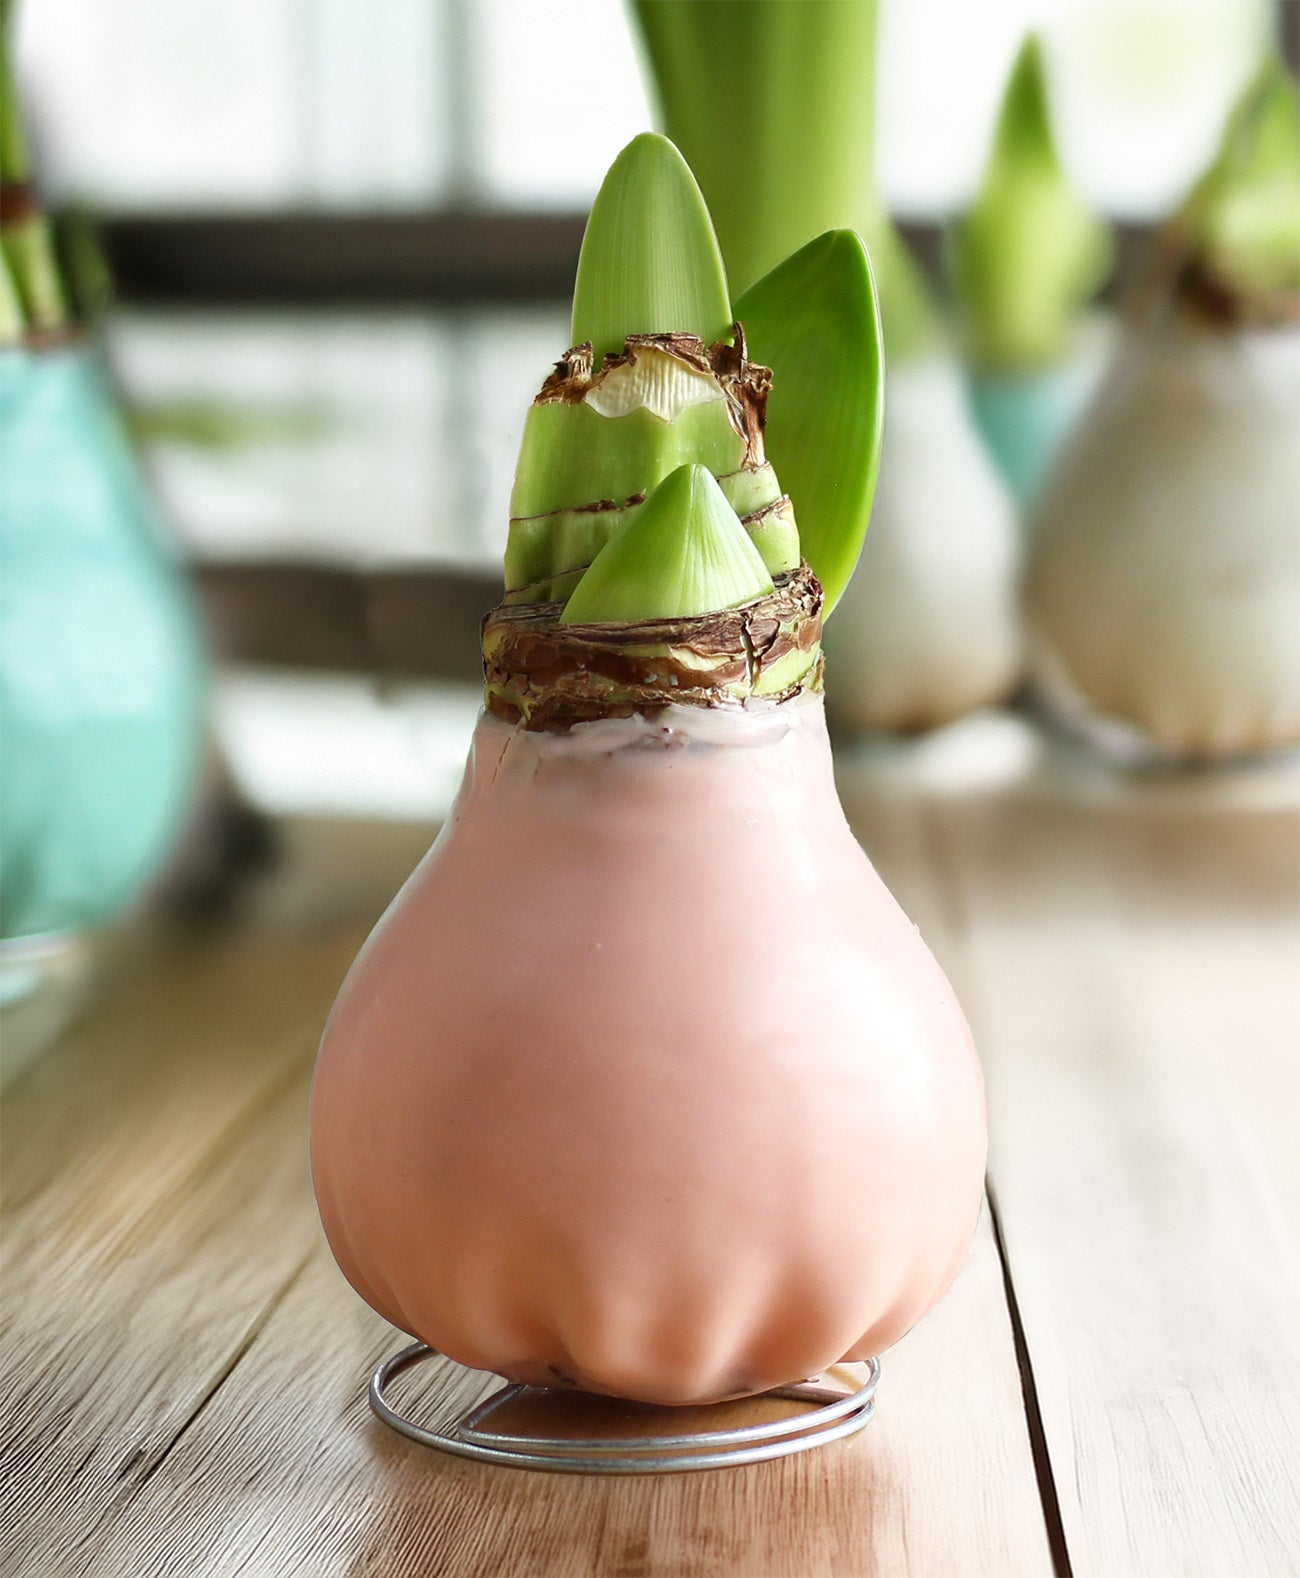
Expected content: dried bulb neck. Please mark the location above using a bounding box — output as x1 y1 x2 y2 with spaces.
482 566 824 731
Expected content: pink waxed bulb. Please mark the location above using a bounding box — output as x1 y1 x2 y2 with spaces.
310 695 986 1407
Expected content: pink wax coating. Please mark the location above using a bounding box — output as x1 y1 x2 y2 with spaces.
310 694 986 1406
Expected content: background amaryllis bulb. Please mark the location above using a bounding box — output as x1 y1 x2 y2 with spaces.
825 355 1023 735
1024 317 1300 757
1025 61 1300 759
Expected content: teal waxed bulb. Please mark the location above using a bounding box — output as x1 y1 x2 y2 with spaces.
0 15 207 962
0 348 208 941
561 463 773 625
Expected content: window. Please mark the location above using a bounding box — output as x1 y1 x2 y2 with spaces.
18 0 1272 219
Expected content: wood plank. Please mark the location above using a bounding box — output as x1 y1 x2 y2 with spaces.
1 818 1052 1578
78 1208 1051 1578
0 929 359 1578
926 784 1300 1578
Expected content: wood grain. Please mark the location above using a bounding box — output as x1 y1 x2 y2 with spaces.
0 813 1052 1578
8 736 1292 1577
48 1193 1047 1578
0 930 360 1578
927 785 1300 1578
62 1209 1052 1578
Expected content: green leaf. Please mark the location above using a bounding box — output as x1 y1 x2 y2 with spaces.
3 219 70 333
1185 54 1300 303
996 36 1056 168
561 463 773 624
509 394 746 521
0 242 24 346
948 35 1111 368
735 229 883 617
631 0 937 361
570 132 732 361
0 22 29 186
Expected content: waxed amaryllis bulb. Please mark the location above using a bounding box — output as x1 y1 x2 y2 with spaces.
311 695 986 1405
310 133 986 1410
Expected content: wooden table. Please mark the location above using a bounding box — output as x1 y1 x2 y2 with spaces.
3 717 1298 1577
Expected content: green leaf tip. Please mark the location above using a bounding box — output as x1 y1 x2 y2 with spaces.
570 132 733 361
949 33 1110 369
735 229 884 618
1206 55 1299 186
560 462 773 625
1183 54 1300 306
998 36 1055 169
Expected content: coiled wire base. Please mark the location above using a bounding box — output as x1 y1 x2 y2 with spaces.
369 1342 881 1475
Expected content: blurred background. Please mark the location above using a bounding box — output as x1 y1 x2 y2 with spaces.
5 0 1288 823
4 11 1297 1564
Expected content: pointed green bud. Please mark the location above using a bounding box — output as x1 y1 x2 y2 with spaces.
1182 55 1300 311
507 329 794 597
996 36 1057 173
735 229 884 617
561 463 773 625
570 133 733 361
504 458 795 605
949 35 1111 369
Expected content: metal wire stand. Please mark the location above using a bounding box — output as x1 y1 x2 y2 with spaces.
369 1342 881 1475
